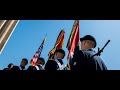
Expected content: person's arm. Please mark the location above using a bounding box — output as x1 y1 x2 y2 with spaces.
71 50 84 70
98 59 107 70
11 66 20 70
102 63 107 70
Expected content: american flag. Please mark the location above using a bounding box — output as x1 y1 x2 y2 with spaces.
31 37 46 66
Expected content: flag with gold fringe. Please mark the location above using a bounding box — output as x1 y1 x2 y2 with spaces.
48 30 65 59
66 20 80 69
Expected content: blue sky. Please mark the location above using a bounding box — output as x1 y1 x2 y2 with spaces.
0 20 119 70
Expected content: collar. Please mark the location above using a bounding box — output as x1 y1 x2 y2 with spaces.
87 48 96 52
82 48 95 52
37 64 43 66
57 58 62 60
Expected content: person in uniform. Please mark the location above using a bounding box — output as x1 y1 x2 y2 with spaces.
71 35 107 70
3 63 14 70
27 57 45 70
45 49 67 70
11 58 28 70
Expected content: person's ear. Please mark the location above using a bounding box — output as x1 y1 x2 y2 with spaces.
55 52 58 56
83 41 86 46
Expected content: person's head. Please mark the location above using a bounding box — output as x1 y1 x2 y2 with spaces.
20 58 28 66
36 57 45 66
54 49 65 59
8 63 14 68
80 35 97 50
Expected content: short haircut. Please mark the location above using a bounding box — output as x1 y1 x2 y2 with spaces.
37 57 45 65
86 40 95 47
22 58 28 64
8 63 13 68
55 49 65 57
80 35 97 48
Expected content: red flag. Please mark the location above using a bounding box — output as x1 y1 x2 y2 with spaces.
67 20 80 59
54 30 65 50
66 20 80 69
48 30 65 59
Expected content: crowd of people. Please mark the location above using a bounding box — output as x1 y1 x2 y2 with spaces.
3 35 108 70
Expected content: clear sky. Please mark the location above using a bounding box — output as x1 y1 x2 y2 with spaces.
0 20 119 70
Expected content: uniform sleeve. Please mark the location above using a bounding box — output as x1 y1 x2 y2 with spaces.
102 63 107 70
100 60 107 70
45 60 58 70
71 50 84 70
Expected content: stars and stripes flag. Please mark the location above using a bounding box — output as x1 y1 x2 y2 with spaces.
30 36 46 66
48 30 65 59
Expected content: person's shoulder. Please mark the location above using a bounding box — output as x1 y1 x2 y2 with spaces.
46 60 57 65
75 49 84 56
27 65 35 70
13 66 19 68
47 59 56 62
94 56 104 63
11 66 20 70
45 59 58 70
27 65 33 69
3 68 9 70
28 65 33 68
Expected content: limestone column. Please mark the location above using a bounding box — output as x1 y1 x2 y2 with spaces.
0 20 19 54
